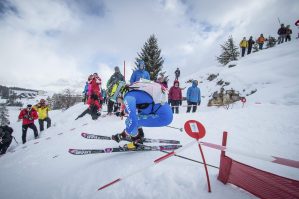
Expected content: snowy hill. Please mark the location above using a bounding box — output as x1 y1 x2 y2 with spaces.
0 41 299 199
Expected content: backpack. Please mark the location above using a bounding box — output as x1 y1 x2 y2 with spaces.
129 78 168 105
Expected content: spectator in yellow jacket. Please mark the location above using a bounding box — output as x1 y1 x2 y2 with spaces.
239 37 248 57
34 99 51 132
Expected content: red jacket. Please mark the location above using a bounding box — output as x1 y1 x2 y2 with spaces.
90 77 101 96
168 81 182 101
18 108 38 125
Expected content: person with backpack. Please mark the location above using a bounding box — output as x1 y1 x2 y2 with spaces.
239 37 248 57
107 66 125 115
34 99 51 132
18 104 38 144
0 122 13 155
247 36 255 55
186 80 201 113
168 80 182 114
111 79 173 149
175 68 180 80
130 60 150 84
257 34 265 50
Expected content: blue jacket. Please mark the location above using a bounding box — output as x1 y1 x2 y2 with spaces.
83 83 88 95
123 90 173 136
130 69 150 84
186 81 201 103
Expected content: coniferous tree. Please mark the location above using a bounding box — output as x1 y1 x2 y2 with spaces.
135 34 165 80
217 36 240 66
0 104 9 125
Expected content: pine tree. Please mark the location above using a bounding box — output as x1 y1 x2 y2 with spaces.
217 36 240 66
0 104 10 126
135 34 165 80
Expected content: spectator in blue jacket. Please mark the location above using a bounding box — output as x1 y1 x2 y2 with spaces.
130 60 150 84
82 81 89 104
186 80 201 113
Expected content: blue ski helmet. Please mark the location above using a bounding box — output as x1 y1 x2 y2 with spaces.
138 60 145 69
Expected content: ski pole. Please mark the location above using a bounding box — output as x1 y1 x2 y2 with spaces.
12 136 19 144
166 125 183 132
160 150 219 169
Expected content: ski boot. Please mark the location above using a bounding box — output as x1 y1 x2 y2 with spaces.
112 130 130 143
125 128 145 150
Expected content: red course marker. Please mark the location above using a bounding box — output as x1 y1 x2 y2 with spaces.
184 120 206 140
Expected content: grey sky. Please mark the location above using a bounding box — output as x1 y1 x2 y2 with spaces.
0 0 298 92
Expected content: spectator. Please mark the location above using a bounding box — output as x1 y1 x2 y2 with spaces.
18 104 38 144
87 73 103 113
34 99 51 132
168 80 182 114
0 122 13 155
239 37 248 57
277 24 287 44
107 66 125 115
285 25 292 42
175 68 180 80
130 60 150 84
156 73 168 89
247 36 255 55
82 75 92 104
257 34 265 50
186 80 201 113
295 20 299 39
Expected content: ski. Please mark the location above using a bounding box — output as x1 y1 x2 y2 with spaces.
68 144 182 155
81 132 180 144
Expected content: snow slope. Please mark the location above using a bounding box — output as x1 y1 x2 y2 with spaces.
0 41 299 199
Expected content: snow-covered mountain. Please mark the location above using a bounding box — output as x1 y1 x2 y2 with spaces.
0 41 298 199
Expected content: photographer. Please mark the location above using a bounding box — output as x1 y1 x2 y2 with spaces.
18 104 38 144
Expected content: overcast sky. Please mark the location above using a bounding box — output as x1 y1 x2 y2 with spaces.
0 0 298 92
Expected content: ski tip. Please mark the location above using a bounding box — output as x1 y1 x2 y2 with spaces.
68 149 75 154
81 132 87 137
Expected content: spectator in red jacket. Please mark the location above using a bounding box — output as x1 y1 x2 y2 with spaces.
87 73 103 111
168 80 182 114
18 104 39 144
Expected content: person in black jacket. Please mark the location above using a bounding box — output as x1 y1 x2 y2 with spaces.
175 68 180 80
247 36 255 55
0 123 13 155
277 24 287 44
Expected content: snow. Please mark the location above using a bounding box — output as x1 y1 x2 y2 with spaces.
0 41 299 199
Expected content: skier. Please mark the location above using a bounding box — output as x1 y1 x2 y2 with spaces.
277 24 287 44
34 99 51 132
247 36 255 55
111 79 173 149
107 66 125 115
186 80 201 113
0 122 13 155
18 104 38 144
130 60 150 84
168 80 182 114
239 37 248 57
175 68 180 80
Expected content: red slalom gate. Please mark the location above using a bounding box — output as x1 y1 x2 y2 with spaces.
184 120 211 193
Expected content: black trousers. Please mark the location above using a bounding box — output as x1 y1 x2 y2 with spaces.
187 102 198 113
241 47 246 57
22 123 38 144
0 139 12 155
171 100 180 114
247 46 252 54
38 117 51 131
